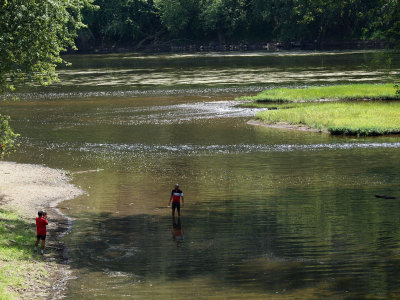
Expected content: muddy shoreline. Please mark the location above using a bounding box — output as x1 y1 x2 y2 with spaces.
247 119 329 133
0 161 83 299
71 40 391 54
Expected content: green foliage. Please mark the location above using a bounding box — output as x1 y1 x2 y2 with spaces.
80 0 161 47
0 114 19 156
78 0 400 47
255 102 400 136
363 0 400 44
292 0 379 42
0 0 94 156
155 0 199 37
395 84 400 96
240 84 399 102
0 0 95 93
200 0 248 42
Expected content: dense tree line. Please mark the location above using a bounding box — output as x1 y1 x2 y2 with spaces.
77 0 400 49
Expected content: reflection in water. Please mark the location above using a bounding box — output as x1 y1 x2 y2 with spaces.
4 51 400 299
12 50 400 99
172 217 184 247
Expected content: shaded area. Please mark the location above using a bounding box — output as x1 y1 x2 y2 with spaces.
76 0 399 51
61 179 400 298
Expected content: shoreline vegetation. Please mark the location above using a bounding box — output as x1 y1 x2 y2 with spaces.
0 161 82 299
71 40 392 54
241 84 400 136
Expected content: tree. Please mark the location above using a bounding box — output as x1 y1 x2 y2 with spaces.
79 0 161 48
0 0 94 154
292 0 378 43
154 0 201 41
0 0 95 93
365 0 400 45
0 114 18 156
199 0 249 43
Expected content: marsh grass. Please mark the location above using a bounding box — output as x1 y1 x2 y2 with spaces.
0 208 47 299
240 84 399 102
255 102 400 136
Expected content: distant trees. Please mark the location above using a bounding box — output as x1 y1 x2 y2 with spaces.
291 0 380 42
78 0 400 49
78 0 161 48
369 0 400 47
155 0 199 38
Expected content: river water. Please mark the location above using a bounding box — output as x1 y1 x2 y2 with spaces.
4 51 400 299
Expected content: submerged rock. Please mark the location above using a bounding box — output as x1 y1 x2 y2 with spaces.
375 194 397 199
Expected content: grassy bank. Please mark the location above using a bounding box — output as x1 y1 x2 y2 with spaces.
255 102 400 136
0 208 47 299
240 84 399 102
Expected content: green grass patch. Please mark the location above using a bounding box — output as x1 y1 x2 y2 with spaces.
255 102 400 136
0 208 47 299
240 84 399 102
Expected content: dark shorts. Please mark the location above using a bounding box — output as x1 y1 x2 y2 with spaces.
37 235 46 240
172 202 180 211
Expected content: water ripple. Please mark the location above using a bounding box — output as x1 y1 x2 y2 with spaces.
10 86 267 100
23 139 400 155
77 142 400 154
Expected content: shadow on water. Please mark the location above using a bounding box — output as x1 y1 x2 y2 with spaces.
64 205 400 297
10 50 400 99
172 217 184 247
66 211 298 291
4 50 400 298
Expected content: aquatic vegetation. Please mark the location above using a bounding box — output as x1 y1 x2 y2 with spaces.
255 102 400 136
240 84 399 102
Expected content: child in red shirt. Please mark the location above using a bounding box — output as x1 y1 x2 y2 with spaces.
34 210 48 255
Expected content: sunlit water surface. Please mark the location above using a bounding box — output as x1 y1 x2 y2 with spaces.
4 51 400 299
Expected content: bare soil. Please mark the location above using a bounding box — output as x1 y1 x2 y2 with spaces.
247 120 329 133
0 161 83 299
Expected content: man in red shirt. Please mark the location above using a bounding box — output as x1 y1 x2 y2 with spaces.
34 210 48 255
169 184 184 217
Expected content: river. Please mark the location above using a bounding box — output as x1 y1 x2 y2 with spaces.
3 50 400 299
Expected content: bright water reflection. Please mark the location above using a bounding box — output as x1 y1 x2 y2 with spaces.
15 50 400 99
3 51 400 299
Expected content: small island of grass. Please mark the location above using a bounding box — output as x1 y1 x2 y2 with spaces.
240 83 399 103
255 102 400 136
242 84 400 136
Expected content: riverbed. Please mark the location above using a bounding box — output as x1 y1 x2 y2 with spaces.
4 50 400 299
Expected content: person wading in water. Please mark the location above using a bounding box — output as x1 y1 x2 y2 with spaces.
169 184 184 217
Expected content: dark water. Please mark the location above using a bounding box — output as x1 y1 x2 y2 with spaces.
4 51 400 299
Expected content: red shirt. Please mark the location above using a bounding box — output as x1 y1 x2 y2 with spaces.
36 217 48 235
171 189 183 203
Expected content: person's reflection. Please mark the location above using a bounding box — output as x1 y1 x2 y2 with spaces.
172 217 184 246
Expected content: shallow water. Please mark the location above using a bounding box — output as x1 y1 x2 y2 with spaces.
4 51 400 299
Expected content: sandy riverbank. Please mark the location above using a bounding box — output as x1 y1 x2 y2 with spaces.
0 161 82 299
